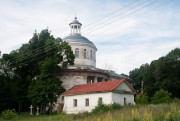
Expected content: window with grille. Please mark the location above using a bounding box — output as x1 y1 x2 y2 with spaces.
98 97 103 104
90 50 92 59
75 48 79 58
85 98 89 106
84 49 86 58
73 99 77 107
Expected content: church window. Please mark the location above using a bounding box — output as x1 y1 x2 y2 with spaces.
124 98 127 105
85 98 89 106
75 48 79 58
84 49 87 58
73 99 77 107
87 76 94 84
94 52 96 60
90 50 92 59
62 96 64 101
98 97 103 104
97 77 103 82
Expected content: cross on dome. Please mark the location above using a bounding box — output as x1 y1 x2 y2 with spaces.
75 16 77 19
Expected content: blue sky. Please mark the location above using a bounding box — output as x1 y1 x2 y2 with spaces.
0 0 180 75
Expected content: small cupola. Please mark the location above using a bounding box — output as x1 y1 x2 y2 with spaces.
69 17 82 35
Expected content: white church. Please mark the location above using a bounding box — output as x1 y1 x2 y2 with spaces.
56 17 136 114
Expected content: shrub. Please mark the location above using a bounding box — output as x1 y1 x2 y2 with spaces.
172 98 180 103
166 111 180 121
136 94 149 104
110 103 122 110
1 109 17 120
151 89 172 104
92 103 109 114
92 103 122 114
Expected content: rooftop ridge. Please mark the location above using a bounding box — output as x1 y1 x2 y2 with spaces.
63 80 125 96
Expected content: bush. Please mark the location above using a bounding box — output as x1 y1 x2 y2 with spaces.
172 98 180 103
136 94 149 104
166 111 180 121
151 89 172 104
92 103 122 114
110 103 122 110
1 109 17 120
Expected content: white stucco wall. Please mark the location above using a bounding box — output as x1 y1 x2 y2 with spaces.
112 93 135 105
63 92 135 114
71 44 96 68
63 81 136 114
60 75 87 91
112 82 135 105
63 92 112 114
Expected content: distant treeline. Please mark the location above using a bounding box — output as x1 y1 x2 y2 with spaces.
129 48 180 98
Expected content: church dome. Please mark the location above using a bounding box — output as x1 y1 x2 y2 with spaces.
63 34 97 50
69 17 82 26
63 17 97 68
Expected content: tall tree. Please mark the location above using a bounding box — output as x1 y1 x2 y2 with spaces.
1 29 75 114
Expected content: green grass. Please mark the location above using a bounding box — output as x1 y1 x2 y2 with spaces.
0 113 76 121
1 102 180 121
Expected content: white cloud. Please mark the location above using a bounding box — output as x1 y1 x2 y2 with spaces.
97 40 180 74
0 0 180 75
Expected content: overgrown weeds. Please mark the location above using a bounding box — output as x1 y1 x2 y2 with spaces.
1 102 180 121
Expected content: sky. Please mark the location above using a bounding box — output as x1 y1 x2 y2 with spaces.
0 0 180 75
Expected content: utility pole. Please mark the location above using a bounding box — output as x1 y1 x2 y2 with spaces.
141 81 144 94
177 55 180 61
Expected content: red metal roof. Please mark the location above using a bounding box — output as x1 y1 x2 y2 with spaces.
63 80 125 96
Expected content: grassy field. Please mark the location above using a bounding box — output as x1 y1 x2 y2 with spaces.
1 102 180 121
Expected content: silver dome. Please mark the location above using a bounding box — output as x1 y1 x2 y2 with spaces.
63 34 97 50
69 17 82 26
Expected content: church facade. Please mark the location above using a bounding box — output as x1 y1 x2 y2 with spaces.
58 17 127 91
55 17 135 113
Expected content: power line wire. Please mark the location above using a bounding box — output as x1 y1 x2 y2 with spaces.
6 41 59 63
5 46 60 69
10 44 58 65
0 0 173 102
1 1 141 66
3 0 151 65
0 1 153 64
1 44 58 66
83 0 151 33
1 39 63 66
83 0 138 29
86 0 171 36
0 0 170 68
84 0 158 35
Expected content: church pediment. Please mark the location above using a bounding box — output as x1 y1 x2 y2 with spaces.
114 81 136 94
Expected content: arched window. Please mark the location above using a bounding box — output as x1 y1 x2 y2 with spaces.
75 48 79 58
84 49 86 58
90 50 93 59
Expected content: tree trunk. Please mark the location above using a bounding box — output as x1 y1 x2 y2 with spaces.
40 105 43 115
50 102 52 115
18 101 22 115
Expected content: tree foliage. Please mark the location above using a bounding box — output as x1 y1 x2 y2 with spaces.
1 109 17 120
129 48 180 98
136 94 149 104
0 29 75 114
151 89 172 104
